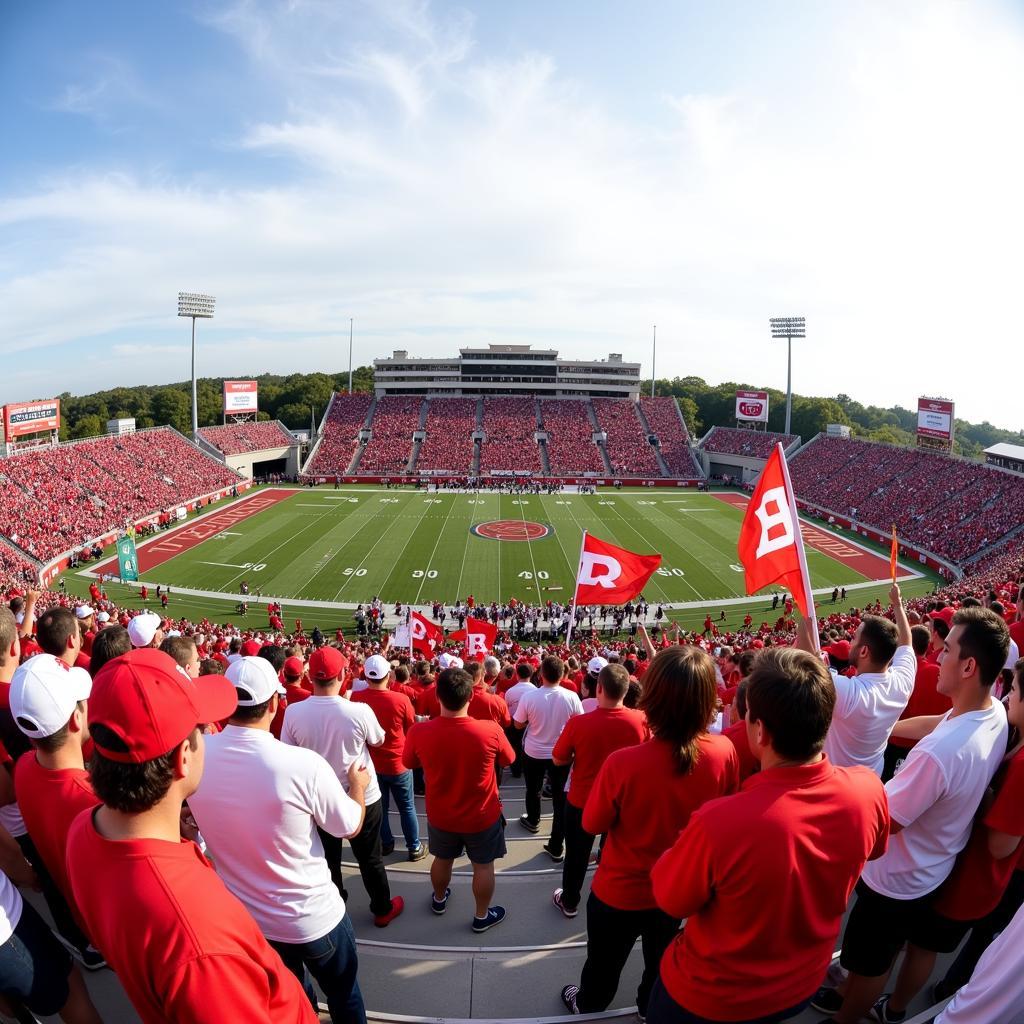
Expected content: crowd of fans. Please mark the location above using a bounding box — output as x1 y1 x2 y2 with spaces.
357 397 421 474
0 430 239 565
592 398 661 476
416 399 477 474
699 426 798 459
479 398 541 473
304 394 374 478
542 399 606 474
790 435 1024 564
640 397 701 477
198 421 296 456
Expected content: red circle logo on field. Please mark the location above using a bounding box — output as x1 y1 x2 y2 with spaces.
472 520 550 542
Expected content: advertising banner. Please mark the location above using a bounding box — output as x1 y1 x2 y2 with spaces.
735 390 769 423
116 535 139 582
917 398 954 442
3 400 60 439
224 380 258 414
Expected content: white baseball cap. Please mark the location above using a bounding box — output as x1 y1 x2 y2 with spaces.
363 654 392 680
11 655 92 739
127 612 162 648
438 652 464 671
225 657 286 706
74 605 94 620
96 611 110 623
587 656 609 675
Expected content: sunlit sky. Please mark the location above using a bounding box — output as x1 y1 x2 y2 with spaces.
1 1 1021 429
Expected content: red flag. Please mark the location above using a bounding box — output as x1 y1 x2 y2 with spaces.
573 533 662 606
890 525 898 583
409 611 443 658
448 618 497 660
737 443 814 620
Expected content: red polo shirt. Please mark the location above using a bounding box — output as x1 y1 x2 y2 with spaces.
651 756 888 1021
352 687 416 776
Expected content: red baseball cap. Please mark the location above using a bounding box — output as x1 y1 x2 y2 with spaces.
825 640 851 661
929 607 955 626
309 646 348 682
240 639 263 657
89 649 237 764
283 656 305 679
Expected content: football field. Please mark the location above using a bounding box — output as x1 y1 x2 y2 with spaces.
88 486 925 615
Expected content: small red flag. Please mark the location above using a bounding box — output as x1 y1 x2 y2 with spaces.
573 533 662 606
448 617 497 659
890 525 898 583
737 443 814 620
409 611 444 658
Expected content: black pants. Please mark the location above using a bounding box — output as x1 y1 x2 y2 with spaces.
561 801 595 911
646 976 811 1024
505 725 524 778
15 833 90 953
523 755 569 854
318 799 393 917
577 891 680 1015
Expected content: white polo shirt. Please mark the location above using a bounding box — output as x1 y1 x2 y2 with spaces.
188 726 363 944
823 645 917 775
282 695 384 805
514 684 583 759
862 697 1008 899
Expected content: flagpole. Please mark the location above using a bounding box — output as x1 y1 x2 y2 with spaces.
564 529 588 648
777 443 819 652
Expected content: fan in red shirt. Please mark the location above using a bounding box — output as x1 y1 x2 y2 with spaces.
465 660 511 727
403 667 515 933
66 649 317 1024
550 662 648 918
722 678 759 782
560 646 740 1019
647 647 889 1024
281 655 312 704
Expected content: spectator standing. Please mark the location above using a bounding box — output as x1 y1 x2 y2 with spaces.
501 662 535 777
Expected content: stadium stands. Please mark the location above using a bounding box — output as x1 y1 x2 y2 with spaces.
199 421 295 456
641 396 701 476
699 426 798 458
480 397 541 473
416 398 477 474
304 393 373 477
592 398 662 476
0 542 38 593
542 399 606 474
791 434 1024 563
0 429 239 564
358 396 422 474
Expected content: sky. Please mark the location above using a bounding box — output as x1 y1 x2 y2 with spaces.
1 0 1022 429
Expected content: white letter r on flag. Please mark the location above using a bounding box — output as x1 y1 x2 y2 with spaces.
578 552 623 589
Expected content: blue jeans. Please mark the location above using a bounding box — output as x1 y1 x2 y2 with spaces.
270 914 366 1024
377 770 420 850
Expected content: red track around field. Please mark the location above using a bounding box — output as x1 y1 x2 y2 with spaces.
713 493 905 580
94 489 295 576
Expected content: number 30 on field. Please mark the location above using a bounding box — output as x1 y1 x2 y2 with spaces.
411 570 439 578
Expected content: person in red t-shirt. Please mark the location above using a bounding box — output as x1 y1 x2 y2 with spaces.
352 654 425 861
66 649 317 1024
550 663 647 917
722 679 758 782
465 660 511 727
646 647 889 1024
560 646 740 1018
282 655 312 704
403 667 514 933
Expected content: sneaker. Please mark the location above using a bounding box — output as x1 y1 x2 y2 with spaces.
471 906 506 933
408 844 428 862
542 782 552 799
561 984 581 1014
552 889 578 918
809 987 844 1014
542 843 564 863
431 887 451 915
871 995 906 1023
373 896 405 928
56 936 107 972
519 814 540 833
381 841 395 856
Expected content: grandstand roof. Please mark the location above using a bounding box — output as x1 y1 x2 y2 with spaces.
984 442 1024 460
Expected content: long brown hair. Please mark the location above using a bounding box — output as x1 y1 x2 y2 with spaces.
638 646 717 773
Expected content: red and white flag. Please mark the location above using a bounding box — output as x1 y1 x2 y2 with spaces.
448 617 498 658
409 611 444 658
737 443 815 621
573 533 662 606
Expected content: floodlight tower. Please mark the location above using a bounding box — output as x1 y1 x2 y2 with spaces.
769 316 805 435
178 292 216 437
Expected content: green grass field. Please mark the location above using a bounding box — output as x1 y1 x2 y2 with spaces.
60 486 941 634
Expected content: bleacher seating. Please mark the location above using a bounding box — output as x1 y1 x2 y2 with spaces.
199 421 295 456
304 393 373 476
416 399 476 474
0 429 239 563
0 543 38 594
699 426 798 459
479 398 541 473
791 434 1024 563
592 399 662 476
542 400 606 474
358 397 421 474
641 397 701 477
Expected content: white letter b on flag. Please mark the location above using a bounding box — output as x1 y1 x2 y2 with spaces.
754 487 795 559
578 553 623 589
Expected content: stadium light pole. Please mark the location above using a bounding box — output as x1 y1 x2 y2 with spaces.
178 292 216 437
651 325 656 398
769 316 805 435
348 318 354 394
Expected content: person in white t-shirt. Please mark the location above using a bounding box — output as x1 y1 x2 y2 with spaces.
281 645 404 928
514 655 582 860
817 606 1010 1024
188 656 368 1023
818 584 916 776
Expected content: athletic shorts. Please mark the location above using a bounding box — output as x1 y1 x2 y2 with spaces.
0 902 72 1015
839 880 934 977
427 817 507 864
